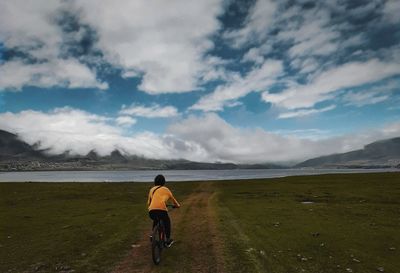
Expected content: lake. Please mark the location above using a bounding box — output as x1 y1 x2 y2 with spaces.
0 168 397 182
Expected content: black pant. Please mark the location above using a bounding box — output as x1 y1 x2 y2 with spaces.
149 210 171 239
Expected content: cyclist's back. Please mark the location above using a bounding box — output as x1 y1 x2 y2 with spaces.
148 186 179 211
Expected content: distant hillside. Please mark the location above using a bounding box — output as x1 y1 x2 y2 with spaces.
164 161 284 170
0 129 284 171
297 137 400 168
0 130 44 161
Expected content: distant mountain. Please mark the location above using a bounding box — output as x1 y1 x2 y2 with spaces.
0 129 284 171
0 130 44 160
297 137 400 168
164 162 284 170
85 150 100 160
106 150 128 163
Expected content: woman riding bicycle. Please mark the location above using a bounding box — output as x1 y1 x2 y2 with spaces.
147 174 180 247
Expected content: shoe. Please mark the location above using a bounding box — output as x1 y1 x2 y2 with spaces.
165 238 174 248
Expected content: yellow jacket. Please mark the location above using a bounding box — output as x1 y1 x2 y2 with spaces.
147 186 180 211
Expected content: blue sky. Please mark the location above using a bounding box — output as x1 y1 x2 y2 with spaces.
0 0 399 163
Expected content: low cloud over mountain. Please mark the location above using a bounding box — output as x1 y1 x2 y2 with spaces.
1 108 400 164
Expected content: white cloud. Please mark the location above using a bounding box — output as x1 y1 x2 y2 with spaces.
344 0 381 19
0 1 108 91
169 113 311 162
0 0 62 60
0 59 108 90
169 113 400 163
191 59 283 111
382 0 400 23
341 34 365 48
1 109 400 163
195 56 232 83
297 58 320 74
283 13 340 58
289 57 320 75
0 0 224 93
0 108 119 156
221 1 374 115
74 0 224 94
119 104 179 118
242 48 264 64
271 128 334 140
275 5 364 77
241 44 272 64
278 105 336 119
0 108 189 159
115 116 137 127
224 0 277 47
341 79 399 107
342 92 388 107
253 3 368 78
262 59 400 109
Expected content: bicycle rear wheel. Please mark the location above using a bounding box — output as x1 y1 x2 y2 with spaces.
151 224 163 265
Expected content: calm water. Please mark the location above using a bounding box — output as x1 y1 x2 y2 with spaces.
0 169 397 182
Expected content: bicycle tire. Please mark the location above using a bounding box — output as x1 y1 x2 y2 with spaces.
151 222 163 265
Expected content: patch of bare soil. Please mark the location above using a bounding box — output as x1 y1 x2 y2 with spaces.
181 183 226 273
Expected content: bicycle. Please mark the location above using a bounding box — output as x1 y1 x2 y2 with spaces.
151 204 177 265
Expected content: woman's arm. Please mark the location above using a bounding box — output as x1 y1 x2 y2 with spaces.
171 195 180 208
147 189 152 206
167 188 180 207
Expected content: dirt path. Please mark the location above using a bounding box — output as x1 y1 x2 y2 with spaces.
112 182 226 273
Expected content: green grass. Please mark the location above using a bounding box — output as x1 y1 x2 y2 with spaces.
0 182 193 273
214 172 400 273
1 172 400 273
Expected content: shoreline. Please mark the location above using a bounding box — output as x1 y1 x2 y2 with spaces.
1 168 398 183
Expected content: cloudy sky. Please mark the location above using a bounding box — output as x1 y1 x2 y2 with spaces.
0 0 400 163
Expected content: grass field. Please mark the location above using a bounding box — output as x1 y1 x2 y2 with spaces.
214 172 400 273
0 182 195 273
1 172 399 273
